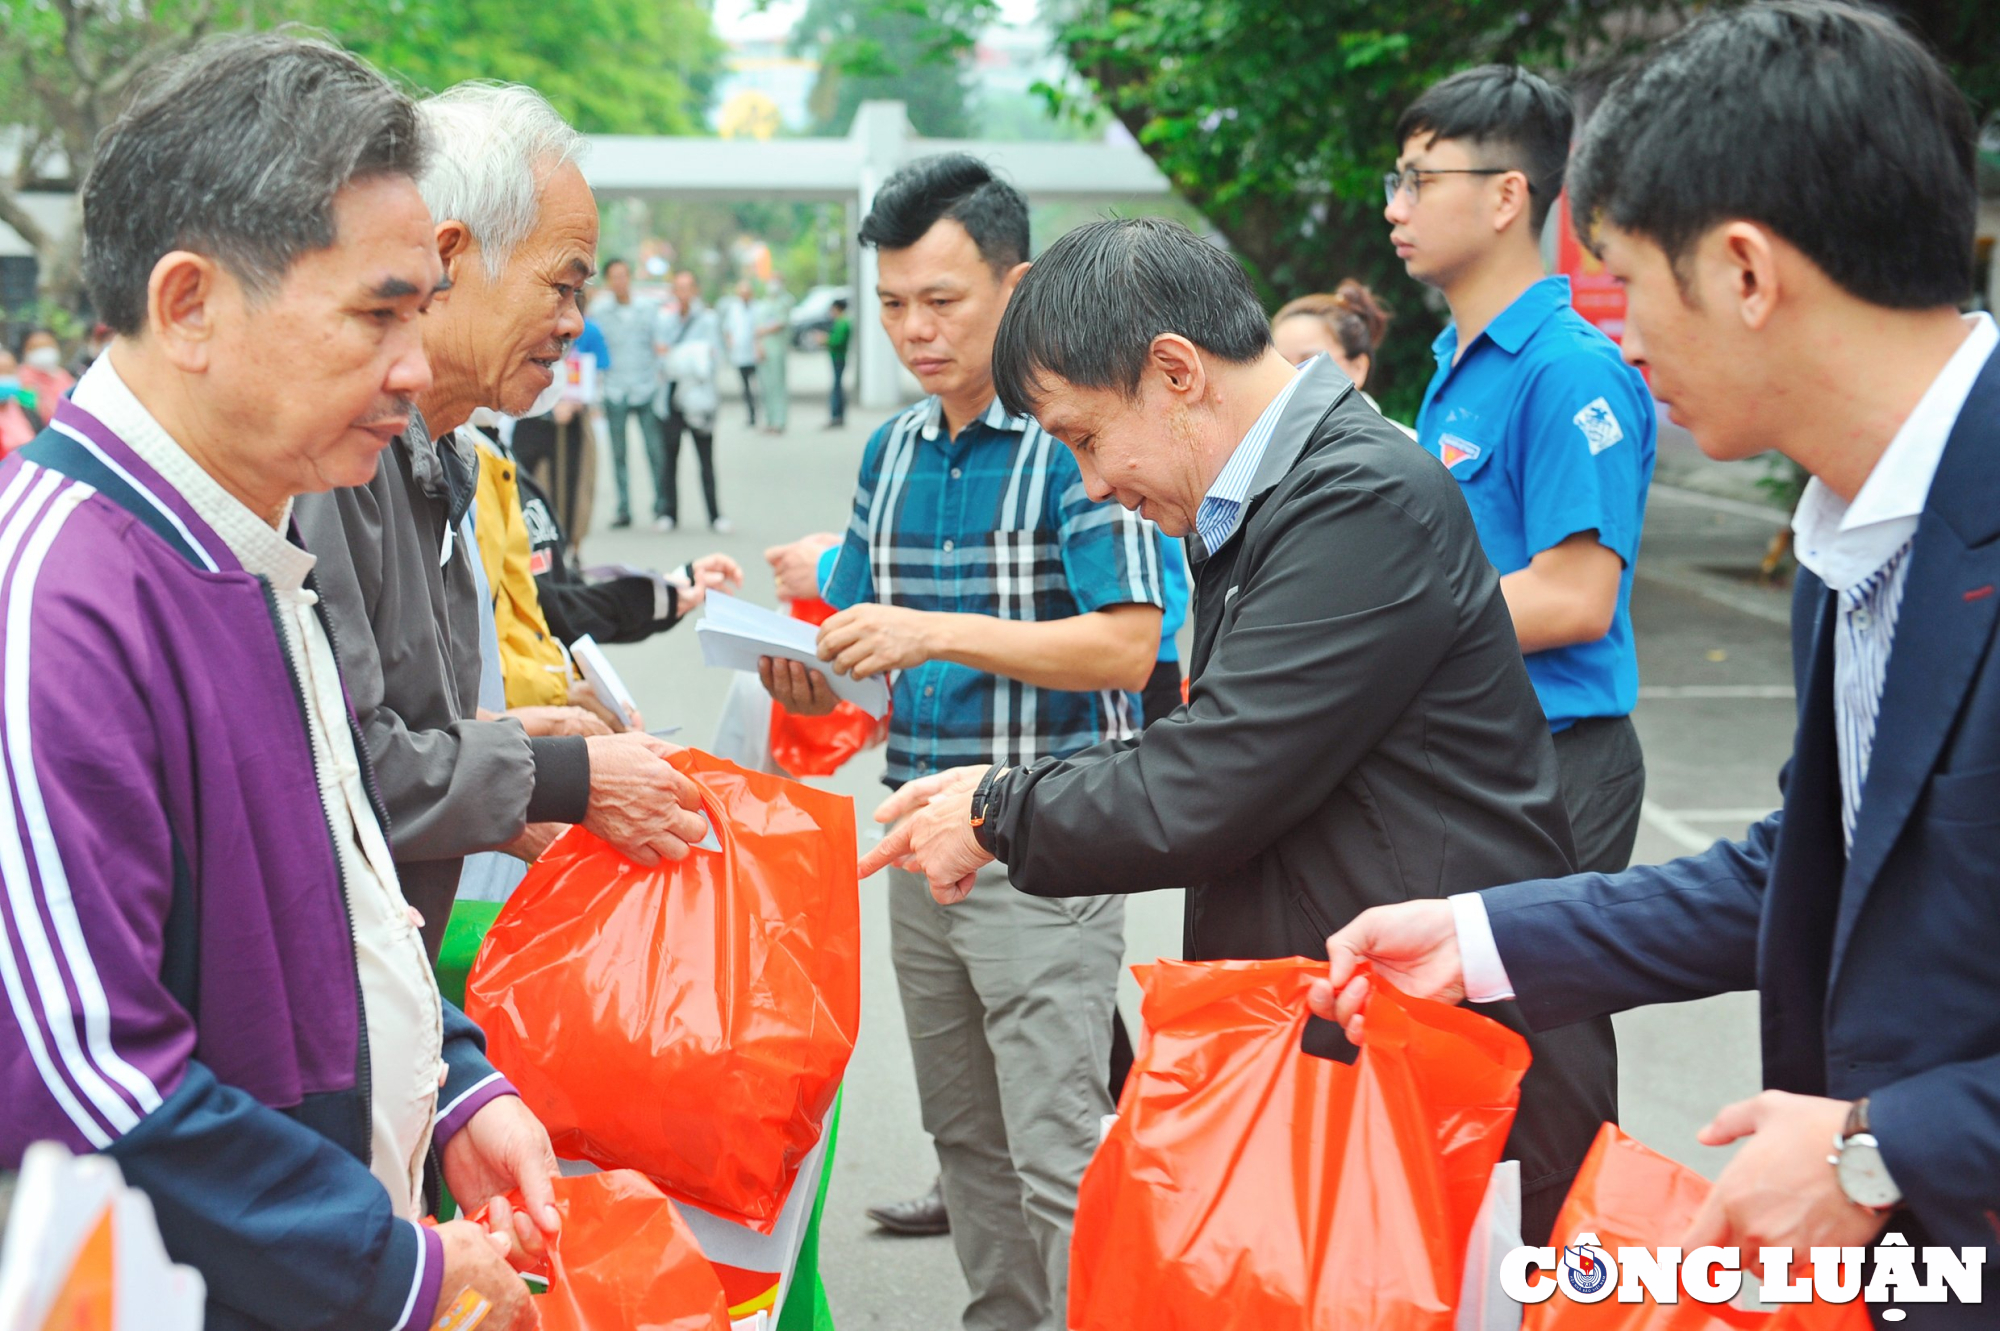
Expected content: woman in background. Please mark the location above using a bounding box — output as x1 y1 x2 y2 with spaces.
1271 280 1413 435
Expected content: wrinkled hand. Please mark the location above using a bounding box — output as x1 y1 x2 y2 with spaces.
435 1218 540 1329
1306 900 1463 1043
857 767 992 902
758 656 839 717
508 704 613 738
500 822 565 863
668 552 746 615
1681 1092 1888 1253
567 678 639 732
765 533 840 602
581 733 706 864
441 1094 561 1266
818 603 936 680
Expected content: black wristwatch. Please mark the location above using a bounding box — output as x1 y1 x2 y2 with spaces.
968 765 1010 853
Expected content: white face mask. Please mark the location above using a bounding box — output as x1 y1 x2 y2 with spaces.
23 347 59 371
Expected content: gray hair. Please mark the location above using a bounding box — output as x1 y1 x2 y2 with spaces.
416 83 586 279
82 33 423 336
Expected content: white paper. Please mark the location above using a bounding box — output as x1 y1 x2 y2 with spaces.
570 635 640 731
1455 1159 1524 1331
696 592 890 718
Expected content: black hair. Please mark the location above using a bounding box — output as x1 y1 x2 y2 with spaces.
1570 0 1974 309
1395 65 1574 235
830 299 848 312
857 153 1029 275
602 257 631 276
82 33 423 336
992 217 1271 417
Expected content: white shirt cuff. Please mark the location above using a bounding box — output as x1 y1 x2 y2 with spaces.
1450 892 1517 1003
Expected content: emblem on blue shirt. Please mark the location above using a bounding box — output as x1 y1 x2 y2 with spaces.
1574 397 1626 455
1558 1233 1618 1302
1438 434 1481 469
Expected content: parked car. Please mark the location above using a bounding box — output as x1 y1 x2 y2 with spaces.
789 285 853 350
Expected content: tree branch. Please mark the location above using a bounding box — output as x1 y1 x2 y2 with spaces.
0 184 52 255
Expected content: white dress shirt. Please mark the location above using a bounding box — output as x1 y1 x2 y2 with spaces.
74 358 446 1215
1452 313 1998 1002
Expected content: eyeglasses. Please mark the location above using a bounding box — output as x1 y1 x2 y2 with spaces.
1382 167 1519 206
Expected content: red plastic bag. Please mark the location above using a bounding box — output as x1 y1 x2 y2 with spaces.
1069 958 1532 1331
1524 1124 1873 1331
766 598 889 777
465 749 860 1231
469 1172 730 1331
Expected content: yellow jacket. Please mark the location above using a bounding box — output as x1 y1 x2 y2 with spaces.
473 441 570 708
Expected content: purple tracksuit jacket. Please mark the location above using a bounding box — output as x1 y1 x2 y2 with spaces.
0 403 514 1330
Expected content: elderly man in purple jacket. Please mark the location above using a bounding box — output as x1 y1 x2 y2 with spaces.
0 36 553 1331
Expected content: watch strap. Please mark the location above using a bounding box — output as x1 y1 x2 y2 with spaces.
968 765 1008 853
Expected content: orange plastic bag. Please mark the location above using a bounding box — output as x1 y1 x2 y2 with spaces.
469 1172 730 1331
465 749 860 1232
1524 1124 1873 1331
766 598 890 777
1069 958 1532 1331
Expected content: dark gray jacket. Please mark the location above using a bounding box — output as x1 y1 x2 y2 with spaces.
983 357 1617 1220
295 415 589 956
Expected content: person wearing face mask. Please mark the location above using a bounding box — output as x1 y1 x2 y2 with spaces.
0 348 38 453
16 329 75 427
294 82 709 962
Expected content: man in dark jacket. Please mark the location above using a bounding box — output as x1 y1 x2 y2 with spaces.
859 216 1617 1242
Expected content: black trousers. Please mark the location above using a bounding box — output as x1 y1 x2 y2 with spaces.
1550 714 1646 875
737 364 759 425
661 410 720 523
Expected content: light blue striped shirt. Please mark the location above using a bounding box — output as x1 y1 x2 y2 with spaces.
1192 359 1310 557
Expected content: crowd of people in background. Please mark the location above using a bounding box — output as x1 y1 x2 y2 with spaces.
0 2 1995 1328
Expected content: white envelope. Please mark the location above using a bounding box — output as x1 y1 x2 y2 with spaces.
696 592 890 718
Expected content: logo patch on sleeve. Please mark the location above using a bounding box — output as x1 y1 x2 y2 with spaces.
1574 397 1625 455
1439 434 1482 469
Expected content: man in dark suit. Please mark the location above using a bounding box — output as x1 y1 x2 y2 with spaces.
856 214 1618 1243
1315 4 1996 1319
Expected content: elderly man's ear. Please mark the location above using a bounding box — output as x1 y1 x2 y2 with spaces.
144 251 226 371
433 219 474 300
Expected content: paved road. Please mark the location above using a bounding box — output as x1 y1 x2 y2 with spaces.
576 363 1796 1327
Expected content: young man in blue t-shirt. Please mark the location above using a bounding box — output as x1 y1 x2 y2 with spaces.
1387 65 1657 874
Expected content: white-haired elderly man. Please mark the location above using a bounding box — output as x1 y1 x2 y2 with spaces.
296 84 708 963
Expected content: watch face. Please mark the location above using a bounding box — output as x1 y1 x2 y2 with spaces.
1837 1137 1901 1210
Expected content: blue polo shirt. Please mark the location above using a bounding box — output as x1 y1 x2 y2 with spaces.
1417 275 1656 731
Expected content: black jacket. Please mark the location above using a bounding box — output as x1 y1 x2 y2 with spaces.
515 466 683 646
984 357 1617 1214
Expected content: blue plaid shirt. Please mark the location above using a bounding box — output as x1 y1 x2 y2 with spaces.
822 395 1165 787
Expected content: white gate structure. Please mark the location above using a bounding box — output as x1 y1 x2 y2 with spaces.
580 100 1176 409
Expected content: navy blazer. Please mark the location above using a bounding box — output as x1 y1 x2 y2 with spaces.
1481 350 2000 1274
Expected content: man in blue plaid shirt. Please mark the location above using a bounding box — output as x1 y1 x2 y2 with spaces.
762 155 1163 1331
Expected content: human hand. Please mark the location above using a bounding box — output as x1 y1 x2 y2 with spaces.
581 733 707 864
818 603 937 680
765 533 839 601
442 1095 562 1266
668 552 746 614
1306 900 1463 1043
758 656 839 716
1681 1092 1889 1253
507 705 613 738
857 769 993 902
567 678 639 731
435 1218 540 1329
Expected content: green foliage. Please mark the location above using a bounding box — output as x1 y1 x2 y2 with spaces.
308 0 722 134
1049 0 1674 418
1052 0 2000 420
791 0 998 136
